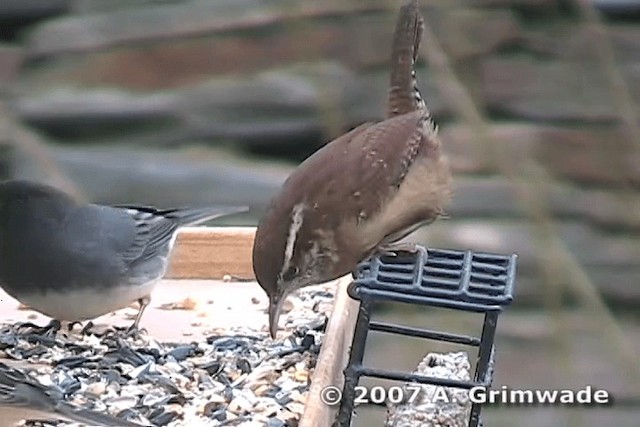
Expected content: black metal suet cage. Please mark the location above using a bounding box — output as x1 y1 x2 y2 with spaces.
336 245 518 427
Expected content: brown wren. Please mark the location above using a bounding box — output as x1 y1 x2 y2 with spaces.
252 0 452 338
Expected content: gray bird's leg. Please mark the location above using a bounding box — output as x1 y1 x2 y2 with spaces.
67 320 85 331
126 296 151 337
80 320 95 335
77 298 150 338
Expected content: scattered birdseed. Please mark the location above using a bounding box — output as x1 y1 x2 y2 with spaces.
0 286 337 427
158 297 199 311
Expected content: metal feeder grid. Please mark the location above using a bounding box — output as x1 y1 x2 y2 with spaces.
336 245 518 427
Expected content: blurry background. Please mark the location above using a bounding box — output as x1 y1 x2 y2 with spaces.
0 0 638 426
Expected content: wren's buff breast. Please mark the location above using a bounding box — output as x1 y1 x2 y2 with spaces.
252 0 453 337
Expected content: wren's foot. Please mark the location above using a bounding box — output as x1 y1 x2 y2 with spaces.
377 242 419 257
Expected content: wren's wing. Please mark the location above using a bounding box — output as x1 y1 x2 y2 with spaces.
253 110 447 286
284 110 436 228
275 122 377 228
253 122 375 278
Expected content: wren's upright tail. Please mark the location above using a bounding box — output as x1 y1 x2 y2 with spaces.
387 0 427 118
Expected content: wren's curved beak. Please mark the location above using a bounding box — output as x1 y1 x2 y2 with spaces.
268 293 285 339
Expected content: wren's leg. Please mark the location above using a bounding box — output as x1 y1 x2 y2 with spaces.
377 241 419 257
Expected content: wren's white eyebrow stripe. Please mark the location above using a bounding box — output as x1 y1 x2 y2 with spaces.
281 203 305 277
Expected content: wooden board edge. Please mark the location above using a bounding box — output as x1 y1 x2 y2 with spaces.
300 275 360 427
166 226 256 279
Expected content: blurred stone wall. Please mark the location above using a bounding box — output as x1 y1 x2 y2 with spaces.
0 0 638 306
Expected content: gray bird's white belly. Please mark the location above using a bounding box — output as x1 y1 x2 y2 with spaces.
15 280 159 322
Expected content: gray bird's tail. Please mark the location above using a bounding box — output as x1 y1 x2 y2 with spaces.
162 206 249 226
387 0 427 118
0 361 147 427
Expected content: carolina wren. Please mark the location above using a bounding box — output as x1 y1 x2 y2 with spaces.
253 0 452 338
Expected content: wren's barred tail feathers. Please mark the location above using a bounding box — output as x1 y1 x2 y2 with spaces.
387 0 427 118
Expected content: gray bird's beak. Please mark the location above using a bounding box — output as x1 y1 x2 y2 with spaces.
268 293 285 339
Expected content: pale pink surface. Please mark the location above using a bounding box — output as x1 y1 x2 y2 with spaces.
0 280 271 342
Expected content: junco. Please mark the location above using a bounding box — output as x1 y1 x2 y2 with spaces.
0 361 145 426
0 180 247 332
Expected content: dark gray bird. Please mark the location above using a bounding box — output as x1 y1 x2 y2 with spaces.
0 180 247 331
253 0 452 338
0 361 146 426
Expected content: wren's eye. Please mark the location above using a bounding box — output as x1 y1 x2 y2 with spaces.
281 266 300 282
